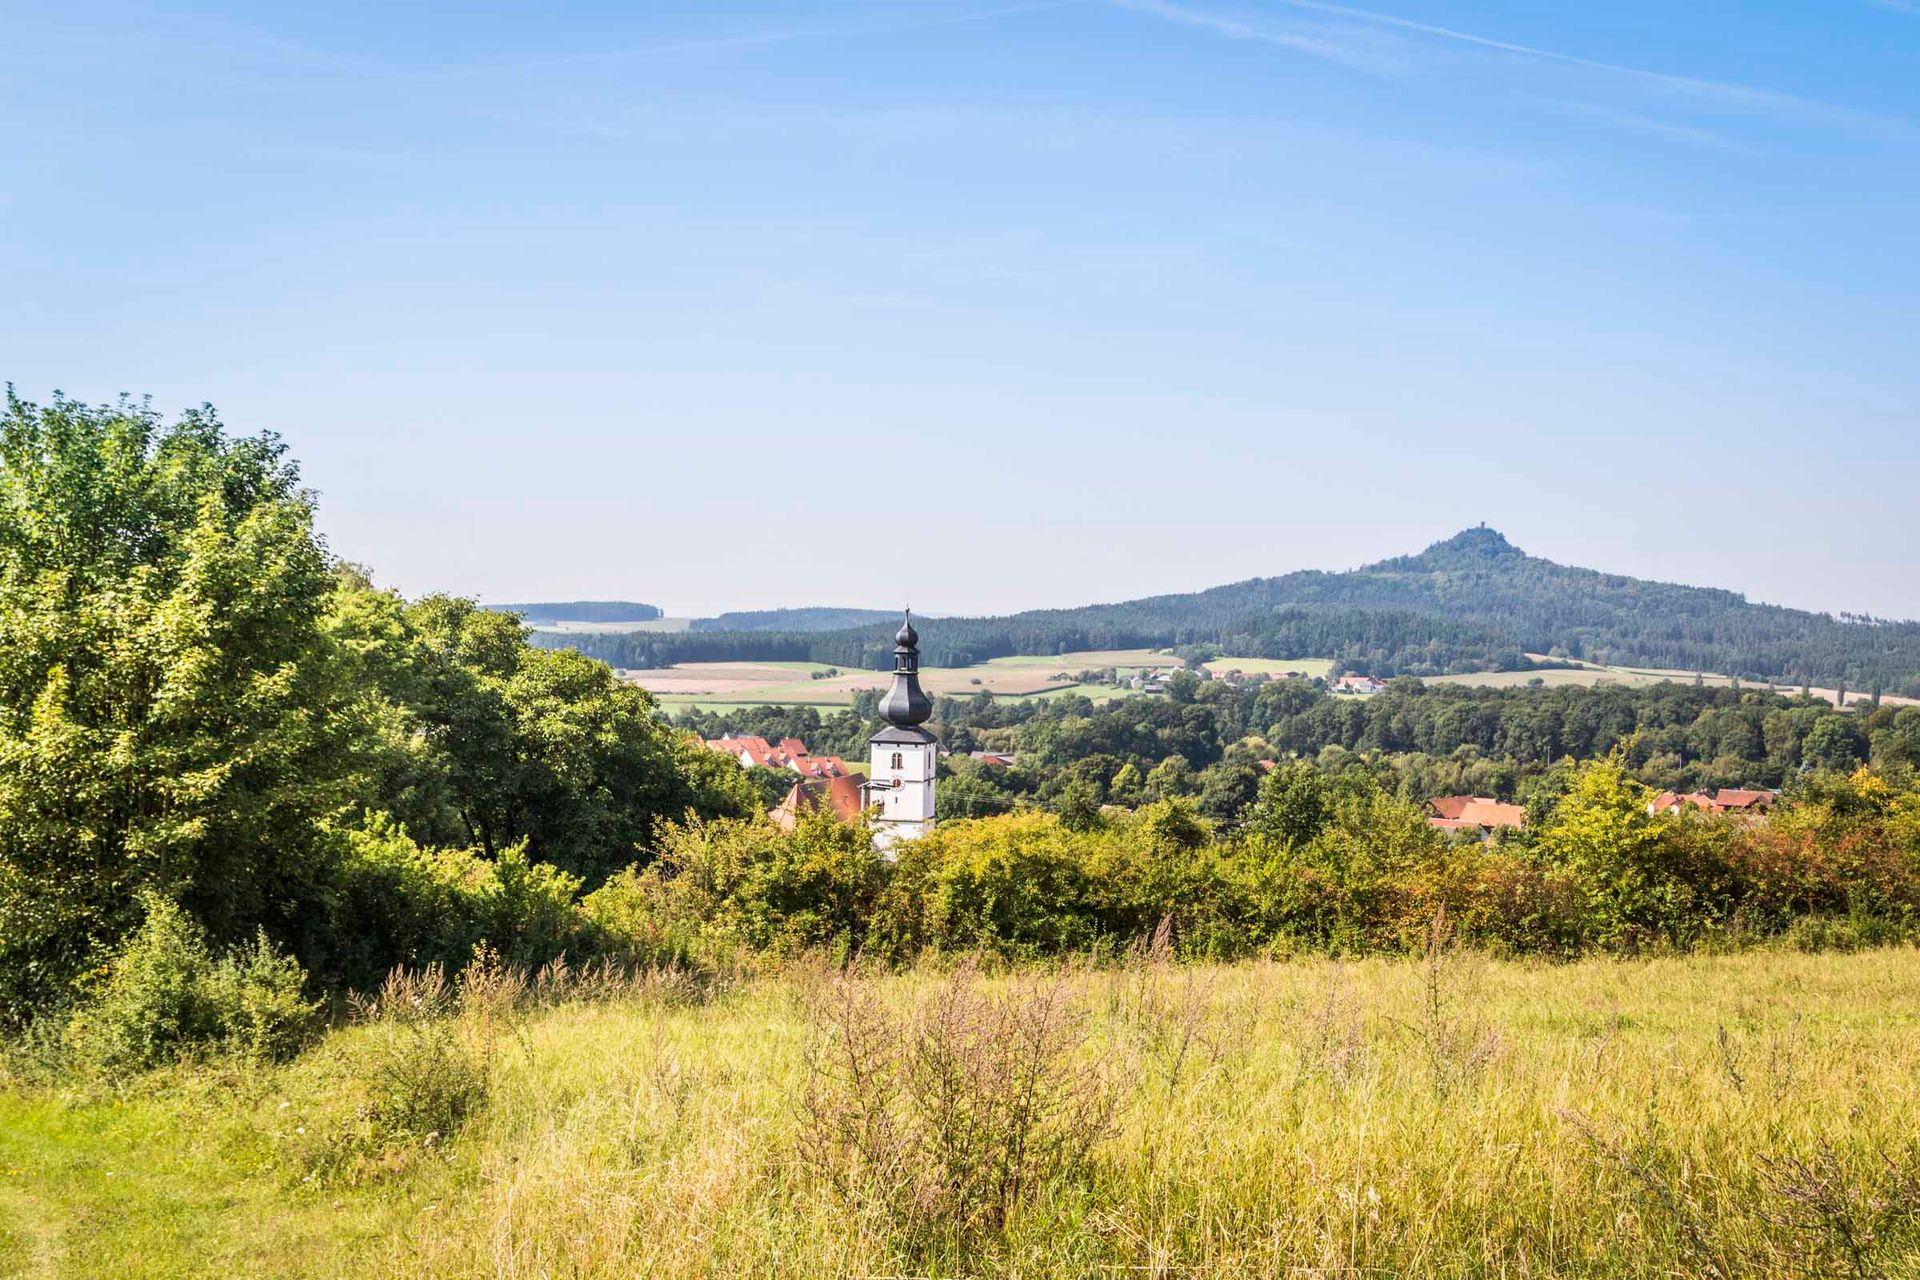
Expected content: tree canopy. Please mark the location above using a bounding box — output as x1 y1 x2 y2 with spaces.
0 392 751 1024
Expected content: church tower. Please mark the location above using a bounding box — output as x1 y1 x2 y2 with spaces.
867 611 937 846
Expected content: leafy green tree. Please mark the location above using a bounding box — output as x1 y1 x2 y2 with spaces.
1052 777 1104 832
1141 756 1195 804
1537 753 1682 946
1195 758 1262 828
1803 716 1866 772
1108 761 1145 807
1136 797 1211 853
397 596 755 883
0 393 758 1025
1244 760 1330 848
0 393 365 1022
1872 709 1920 771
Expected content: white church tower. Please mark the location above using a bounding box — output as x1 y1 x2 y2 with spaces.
867 611 937 847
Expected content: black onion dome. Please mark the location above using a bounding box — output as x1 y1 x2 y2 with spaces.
878 609 932 726
877 673 933 727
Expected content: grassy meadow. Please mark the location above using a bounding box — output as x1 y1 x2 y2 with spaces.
5 945 1919 1278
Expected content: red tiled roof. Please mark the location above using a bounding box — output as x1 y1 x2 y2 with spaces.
769 775 870 830
794 756 850 778
1651 791 1715 813
1458 799 1526 829
1713 789 1774 810
1426 796 1525 832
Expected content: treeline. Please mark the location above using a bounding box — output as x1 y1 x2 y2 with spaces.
679 675 1920 830
0 394 754 1030
546 759 1920 966
491 600 661 623
543 526 1920 696
543 605 1531 676
690 607 902 633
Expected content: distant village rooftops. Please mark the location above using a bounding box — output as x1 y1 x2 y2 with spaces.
1650 787 1776 816
1334 674 1388 695
769 774 869 831
1425 795 1527 835
698 733 853 779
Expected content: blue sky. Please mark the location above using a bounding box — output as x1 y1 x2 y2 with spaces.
3 1 1917 618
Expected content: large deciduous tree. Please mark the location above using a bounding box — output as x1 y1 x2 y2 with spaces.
397 596 756 882
0 393 363 1021
0 391 757 1024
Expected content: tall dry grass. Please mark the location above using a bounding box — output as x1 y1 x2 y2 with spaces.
366 942 1920 1278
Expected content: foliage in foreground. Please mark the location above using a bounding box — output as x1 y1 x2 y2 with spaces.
577 760 1920 972
6 947 1920 1278
0 392 755 1027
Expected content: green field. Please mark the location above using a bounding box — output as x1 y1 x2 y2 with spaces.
5 948 1918 1278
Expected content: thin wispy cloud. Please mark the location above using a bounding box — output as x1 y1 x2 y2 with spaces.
1108 0 1402 74
436 2 1087 78
1870 0 1920 14
1117 0 1871 125
1258 0 1848 119
1552 101 1760 154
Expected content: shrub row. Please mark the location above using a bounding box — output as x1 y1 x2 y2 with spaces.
580 763 1920 967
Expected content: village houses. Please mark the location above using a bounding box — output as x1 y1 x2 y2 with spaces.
697 733 854 779
1425 795 1527 837
1649 787 1776 817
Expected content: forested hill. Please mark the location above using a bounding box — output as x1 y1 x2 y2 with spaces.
490 600 661 624
691 607 905 633
1312 527 1920 687
542 528 1920 696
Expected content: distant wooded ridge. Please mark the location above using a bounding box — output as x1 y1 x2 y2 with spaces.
533 528 1920 698
691 607 908 633
489 604 909 632
488 600 662 623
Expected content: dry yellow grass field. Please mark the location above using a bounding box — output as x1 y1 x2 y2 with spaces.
10 946 1914 1278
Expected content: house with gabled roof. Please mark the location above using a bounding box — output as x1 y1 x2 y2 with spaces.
769 775 870 831
1426 796 1526 836
1650 788 1775 816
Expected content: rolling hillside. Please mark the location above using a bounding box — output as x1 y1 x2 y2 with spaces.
488 600 661 624
540 528 1920 697
690 607 908 633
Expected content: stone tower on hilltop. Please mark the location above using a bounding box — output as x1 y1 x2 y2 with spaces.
866 611 937 847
